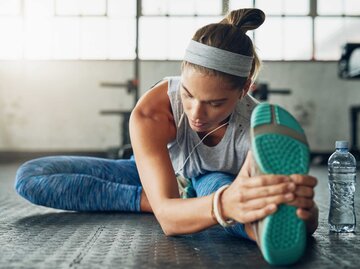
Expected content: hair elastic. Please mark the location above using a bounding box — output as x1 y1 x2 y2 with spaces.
212 185 235 227
183 40 254 77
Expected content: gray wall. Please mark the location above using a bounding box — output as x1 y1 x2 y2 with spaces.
0 60 359 152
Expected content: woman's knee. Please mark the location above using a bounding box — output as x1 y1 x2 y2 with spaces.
14 157 56 198
192 172 235 197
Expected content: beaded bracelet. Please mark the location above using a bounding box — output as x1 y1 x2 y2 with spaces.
212 185 235 228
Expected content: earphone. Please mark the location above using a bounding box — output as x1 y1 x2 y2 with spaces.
178 111 185 128
175 112 230 175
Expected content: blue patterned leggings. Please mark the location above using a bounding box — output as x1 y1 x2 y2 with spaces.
14 156 249 239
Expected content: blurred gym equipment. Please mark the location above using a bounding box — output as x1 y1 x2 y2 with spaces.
99 1 141 159
339 43 360 79
250 83 291 101
339 43 360 160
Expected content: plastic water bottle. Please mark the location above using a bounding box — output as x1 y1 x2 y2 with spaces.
328 141 357 232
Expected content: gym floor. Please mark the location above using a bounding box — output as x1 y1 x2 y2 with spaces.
0 162 359 269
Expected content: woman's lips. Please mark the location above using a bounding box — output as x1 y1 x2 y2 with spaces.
191 120 206 127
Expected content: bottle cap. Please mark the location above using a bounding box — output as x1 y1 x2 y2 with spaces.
335 141 349 149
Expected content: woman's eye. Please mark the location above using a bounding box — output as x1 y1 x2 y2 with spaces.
209 102 223 107
183 92 192 98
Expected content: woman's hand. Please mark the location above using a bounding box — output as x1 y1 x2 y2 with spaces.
220 172 319 234
220 174 297 223
287 174 319 234
222 150 319 234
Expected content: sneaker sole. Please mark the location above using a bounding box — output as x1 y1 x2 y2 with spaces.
250 103 309 265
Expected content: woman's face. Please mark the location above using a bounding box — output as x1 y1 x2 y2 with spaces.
180 67 245 133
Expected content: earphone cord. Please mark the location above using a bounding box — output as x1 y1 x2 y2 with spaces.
175 119 230 175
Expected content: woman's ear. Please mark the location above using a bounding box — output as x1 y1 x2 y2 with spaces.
239 79 252 99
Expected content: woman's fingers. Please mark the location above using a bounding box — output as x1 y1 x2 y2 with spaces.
243 192 295 210
296 208 312 220
294 185 314 198
238 182 296 202
241 204 278 223
286 196 314 209
239 174 291 188
239 196 313 223
227 174 318 224
290 174 318 187
238 174 317 188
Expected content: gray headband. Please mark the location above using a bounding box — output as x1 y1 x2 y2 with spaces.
183 40 254 77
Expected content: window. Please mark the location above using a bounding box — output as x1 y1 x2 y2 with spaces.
0 17 22 59
0 0 21 15
316 0 360 60
0 0 136 60
140 0 313 60
317 0 360 15
140 0 223 60
139 0 360 60
139 16 222 60
256 17 312 60
55 0 107 16
141 0 222 16
0 0 359 60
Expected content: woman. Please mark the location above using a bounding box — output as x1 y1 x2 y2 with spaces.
15 8 318 266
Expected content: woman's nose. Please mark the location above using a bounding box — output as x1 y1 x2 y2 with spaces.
191 101 205 120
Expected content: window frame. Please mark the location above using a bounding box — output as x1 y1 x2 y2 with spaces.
138 0 360 62
0 0 358 61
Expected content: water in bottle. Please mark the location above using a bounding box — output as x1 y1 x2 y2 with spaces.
328 141 357 232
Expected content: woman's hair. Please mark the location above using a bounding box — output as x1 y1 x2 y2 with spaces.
181 8 265 90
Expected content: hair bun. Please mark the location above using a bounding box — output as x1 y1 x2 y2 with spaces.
222 8 265 33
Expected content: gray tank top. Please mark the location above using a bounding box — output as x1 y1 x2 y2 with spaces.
166 76 258 179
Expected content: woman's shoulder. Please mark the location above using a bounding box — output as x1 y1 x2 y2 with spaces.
164 76 181 94
147 76 181 94
235 94 259 121
133 79 172 119
131 79 177 141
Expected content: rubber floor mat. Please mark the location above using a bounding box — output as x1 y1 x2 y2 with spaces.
1 164 359 268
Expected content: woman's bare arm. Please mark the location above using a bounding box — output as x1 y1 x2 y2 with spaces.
129 81 217 235
130 81 304 236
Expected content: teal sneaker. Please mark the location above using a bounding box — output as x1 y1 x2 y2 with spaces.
250 102 310 266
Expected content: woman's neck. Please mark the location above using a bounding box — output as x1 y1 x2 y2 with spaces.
197 116 231 146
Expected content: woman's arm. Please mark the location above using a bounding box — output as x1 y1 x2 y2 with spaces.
130 82 299 236
129 81 217 235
